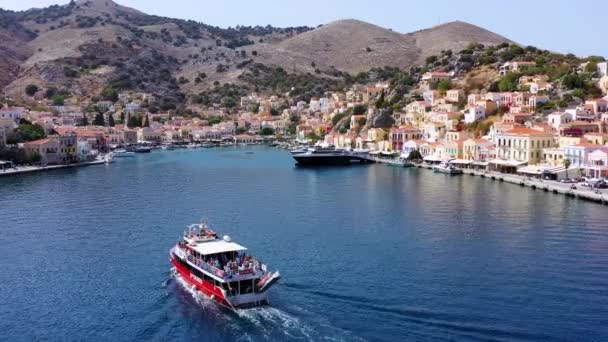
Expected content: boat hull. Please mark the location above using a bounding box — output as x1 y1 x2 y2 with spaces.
170 252 270 309
433 167 463 175
293 154 373 166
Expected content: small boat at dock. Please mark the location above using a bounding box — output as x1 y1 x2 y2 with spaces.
433 160 463 174
112 149 135 157
134 146 152 153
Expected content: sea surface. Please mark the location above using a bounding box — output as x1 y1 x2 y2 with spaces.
1 147 607 341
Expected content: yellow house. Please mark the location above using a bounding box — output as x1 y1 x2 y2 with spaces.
584 132 608 145
463 138 494 161
558 136 582 147
542 147 565 166
495 127 555 165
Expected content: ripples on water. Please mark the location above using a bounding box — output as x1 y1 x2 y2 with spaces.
1 147 607 341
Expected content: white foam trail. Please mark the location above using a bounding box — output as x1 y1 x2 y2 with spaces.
173 270 218 310
171 268 353 341
237 307 317 341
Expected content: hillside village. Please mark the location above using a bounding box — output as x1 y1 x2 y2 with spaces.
2 40 608 180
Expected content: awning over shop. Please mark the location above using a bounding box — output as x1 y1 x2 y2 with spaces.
488 159 527 167
449 159 472 165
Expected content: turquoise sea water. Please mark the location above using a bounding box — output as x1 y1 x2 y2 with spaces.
1 147 607 341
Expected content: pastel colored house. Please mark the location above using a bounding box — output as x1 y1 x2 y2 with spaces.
495 127 555 165
389 126 421 150
463 138 494 161
23 138 60 165
585 148 608 178
464 106 485 124
564 142 604 167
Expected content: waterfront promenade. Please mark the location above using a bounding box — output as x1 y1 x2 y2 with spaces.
0 159 108 177
416 163 608 205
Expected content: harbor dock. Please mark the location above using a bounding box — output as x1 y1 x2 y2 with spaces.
0 159 109 177
415 163 608 205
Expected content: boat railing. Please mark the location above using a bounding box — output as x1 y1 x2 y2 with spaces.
181 245 267 280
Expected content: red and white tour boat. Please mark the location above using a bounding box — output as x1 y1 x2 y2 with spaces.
170 222 281 310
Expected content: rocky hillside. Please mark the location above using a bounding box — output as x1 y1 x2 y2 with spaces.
256 19 512 74
0 0 512 109
254 19 420 74
407 21 514 59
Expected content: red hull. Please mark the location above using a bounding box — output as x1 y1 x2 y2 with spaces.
170 256 231 308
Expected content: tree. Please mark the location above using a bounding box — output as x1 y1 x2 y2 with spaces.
270 108 279 116
120 112 125 124
562 73 586 90
331 112 349 126
143 114 150 127
375 92 386 108
306 132 322 142
353 104 367 115
260 127 274 135
93 113 105 126
510 45 525 55
407 149 423 162
585 62 598 74
564 158 571 180
101 87 118 102
45 87 57 98
52 95 65 106
252 103 260 113
437 79 452 94
9 119 46 143
108 114 115 127
498 73 520 92
127 115 140 128
25 84 39 96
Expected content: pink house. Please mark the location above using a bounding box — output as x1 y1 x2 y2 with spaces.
585 149 608 179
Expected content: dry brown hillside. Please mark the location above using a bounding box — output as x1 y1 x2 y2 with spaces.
408 21 514 62
256 19 420 73
256 19 512 74
0 0 512 105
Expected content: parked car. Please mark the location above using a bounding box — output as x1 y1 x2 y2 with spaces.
560 178 577 183
586 178 606 188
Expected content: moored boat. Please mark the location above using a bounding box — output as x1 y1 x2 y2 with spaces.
433 160 463 174
169 222 281 310
112 149 135 157
292 147 373 166
134 146 152 153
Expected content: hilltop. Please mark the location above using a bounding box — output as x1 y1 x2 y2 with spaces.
0 0 513 110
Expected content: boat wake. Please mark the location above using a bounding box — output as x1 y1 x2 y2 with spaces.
170 268 219 311
169 269 357 341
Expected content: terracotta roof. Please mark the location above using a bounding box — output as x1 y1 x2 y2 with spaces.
24 138 52 146
504 128 550 135
575 141 602 148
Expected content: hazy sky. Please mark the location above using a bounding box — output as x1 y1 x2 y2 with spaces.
3 0 606 57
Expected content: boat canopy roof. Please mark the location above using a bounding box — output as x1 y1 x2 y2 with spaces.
190 239 247 256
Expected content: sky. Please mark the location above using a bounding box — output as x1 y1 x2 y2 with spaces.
2 0 606 57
